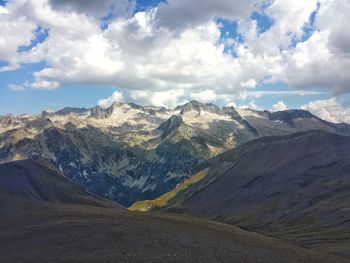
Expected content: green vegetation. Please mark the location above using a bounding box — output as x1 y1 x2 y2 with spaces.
129 168 209 211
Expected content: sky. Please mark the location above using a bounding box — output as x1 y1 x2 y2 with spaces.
0 0 350 123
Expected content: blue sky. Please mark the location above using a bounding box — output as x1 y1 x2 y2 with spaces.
0 0 349 123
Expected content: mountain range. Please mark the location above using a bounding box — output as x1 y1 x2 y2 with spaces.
1 101 350 206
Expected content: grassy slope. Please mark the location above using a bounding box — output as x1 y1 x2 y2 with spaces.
129 168 209 211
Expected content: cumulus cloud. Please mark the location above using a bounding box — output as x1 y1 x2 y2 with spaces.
16 2 275 105
129 89 187 108
49 0 135 18
155 0 258 32
0 3 37 69
238 100 263 111
272 101 287 111
98 91 124 108
302 98 350 124
287 0 350 94
2 0 350 108
264 0 318 46
235 0 319 85
7 80 60 91
1 0 280 107
189 90 218 103
240 79 257 88
30 80 60 90
238 90 323 99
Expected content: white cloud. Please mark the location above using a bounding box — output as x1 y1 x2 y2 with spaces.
264 0 318 47
272 101 287 111
240 79 257 88
238 100 263 111
190 90 218 103
20 3 277 103
7 81 60 91
235 0 319 85
302 98 350 124
129 89 186 108
2 0 350 107
287 0 350 94
239 90 323 99
98 91 124 108
1 0 282 106
0 3 37 69
234 0 350 95
318 0 350 56
8 84 26 91
227 102 237 107
30 80 60 90
287 30 350 94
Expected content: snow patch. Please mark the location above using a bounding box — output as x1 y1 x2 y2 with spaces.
181 110 234 129
236 109 265 119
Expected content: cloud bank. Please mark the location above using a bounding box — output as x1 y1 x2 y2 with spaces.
302 98 350 124
1 0 349 109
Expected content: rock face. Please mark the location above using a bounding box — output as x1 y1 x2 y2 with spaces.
159 130 350 259
2 159 344 263
0 101 350 206
90 106 107 119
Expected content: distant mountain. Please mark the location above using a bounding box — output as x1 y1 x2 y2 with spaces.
1 101 350 206
133 130 350 259
2 159 343 263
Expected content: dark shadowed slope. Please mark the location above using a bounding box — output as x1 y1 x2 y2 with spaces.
134 130 350 259
0 159 346 263
0 158 122 209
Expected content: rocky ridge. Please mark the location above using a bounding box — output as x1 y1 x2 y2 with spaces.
1 101 349 206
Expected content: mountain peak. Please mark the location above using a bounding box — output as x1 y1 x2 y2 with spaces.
175 100 221 115
91 105 107 119
268 109 316 127
91 102 138 119
107 102 127 112
174 100 201 110
158 115 184 139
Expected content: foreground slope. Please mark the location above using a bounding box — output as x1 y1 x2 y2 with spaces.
0 159 122 208
134 130 350 259
0 159 346 263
